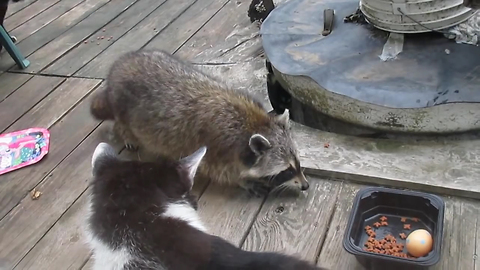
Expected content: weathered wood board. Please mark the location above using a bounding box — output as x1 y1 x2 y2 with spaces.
242 178 341 262
12 193 92 270
0 124 114 269
317 183 366 270
197 184 265 246
293 122 480 200
8 0 86 43
175 0 260 63
0 81 101 220
0 0 111 71
6 78 100 132
0 0 479 269
74 0 196 78
41 0 167 76
5 0 37 18
143 0 229 53
12 0 139 73
4 0 61 31
0 76 65 131
0 72 32 101
81 258 94 270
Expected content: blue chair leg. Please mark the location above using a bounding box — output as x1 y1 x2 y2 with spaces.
0 25 29 69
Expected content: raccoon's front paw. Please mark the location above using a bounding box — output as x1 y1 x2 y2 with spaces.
242 180 271 197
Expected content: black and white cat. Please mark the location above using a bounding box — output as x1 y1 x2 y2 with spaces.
85 142 327 270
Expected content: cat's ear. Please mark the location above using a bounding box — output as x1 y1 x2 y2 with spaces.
275 109 290 128
179 146 207 187
91 142 117 174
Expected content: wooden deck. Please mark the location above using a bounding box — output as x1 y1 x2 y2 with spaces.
0 0 479 269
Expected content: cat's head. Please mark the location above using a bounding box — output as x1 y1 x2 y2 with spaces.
91 143 207 206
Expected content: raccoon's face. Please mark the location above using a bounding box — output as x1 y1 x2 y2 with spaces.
241 109 310 191
91 143 207 208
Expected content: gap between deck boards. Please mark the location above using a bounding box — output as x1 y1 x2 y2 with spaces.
2 0 480 268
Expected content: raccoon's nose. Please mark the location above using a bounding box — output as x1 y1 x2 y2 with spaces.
301 181 309 191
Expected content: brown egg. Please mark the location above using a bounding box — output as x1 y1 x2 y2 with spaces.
406 229 433 257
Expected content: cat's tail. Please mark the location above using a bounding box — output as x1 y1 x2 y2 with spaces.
90 88 114 120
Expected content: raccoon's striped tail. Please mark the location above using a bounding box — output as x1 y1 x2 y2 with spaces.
90 88 114 120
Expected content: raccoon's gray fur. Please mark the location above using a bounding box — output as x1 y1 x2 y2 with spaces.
90 49 309 196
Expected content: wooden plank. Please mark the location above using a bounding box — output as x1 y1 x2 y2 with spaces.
196 184 265 245
75 0 196 78
0 72 33 101
193 59 272 109
317 182 364 270
9 0 86 44
293 122 480 200
0 0 110 71
175 0 258 62
242 177 341 262
13 192 92 270
5 0 37 18
12 0 139 73
169 0 271 109
143 0 229 53
6 78 101 132
0 76 65 132
42 0 167 76
475 209 480 270
4 0 61 31
81 257 93 270
0 83 102 220
435 197 478 270
0 123 119 269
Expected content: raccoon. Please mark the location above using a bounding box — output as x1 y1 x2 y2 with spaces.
90 49 309 196
86 142 327 270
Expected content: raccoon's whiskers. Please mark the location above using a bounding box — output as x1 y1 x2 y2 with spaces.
271 183 288 196
267 175 276 186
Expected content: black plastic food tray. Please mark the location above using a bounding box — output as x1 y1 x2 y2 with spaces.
343 187 445 269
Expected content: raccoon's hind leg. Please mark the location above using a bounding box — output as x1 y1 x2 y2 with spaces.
113 122 140 151
239 179 272 197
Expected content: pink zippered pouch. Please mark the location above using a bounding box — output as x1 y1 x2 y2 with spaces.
0 128 50 176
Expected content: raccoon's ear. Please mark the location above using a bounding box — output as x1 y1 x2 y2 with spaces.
249 134 272 155
91 142 117 174
179 146 207 186
276 109 290 127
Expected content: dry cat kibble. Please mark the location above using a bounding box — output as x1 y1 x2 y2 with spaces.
362 216 422 259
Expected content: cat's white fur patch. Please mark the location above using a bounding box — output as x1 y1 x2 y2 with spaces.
162 203 207 232
89 238 132 270
84 199 132 270
91 142 111 169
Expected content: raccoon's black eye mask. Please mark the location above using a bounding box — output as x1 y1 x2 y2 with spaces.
263 166 297 187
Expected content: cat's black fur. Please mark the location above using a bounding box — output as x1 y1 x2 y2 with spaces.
87 143 328 270
0 0 19 28
0 0 22 52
